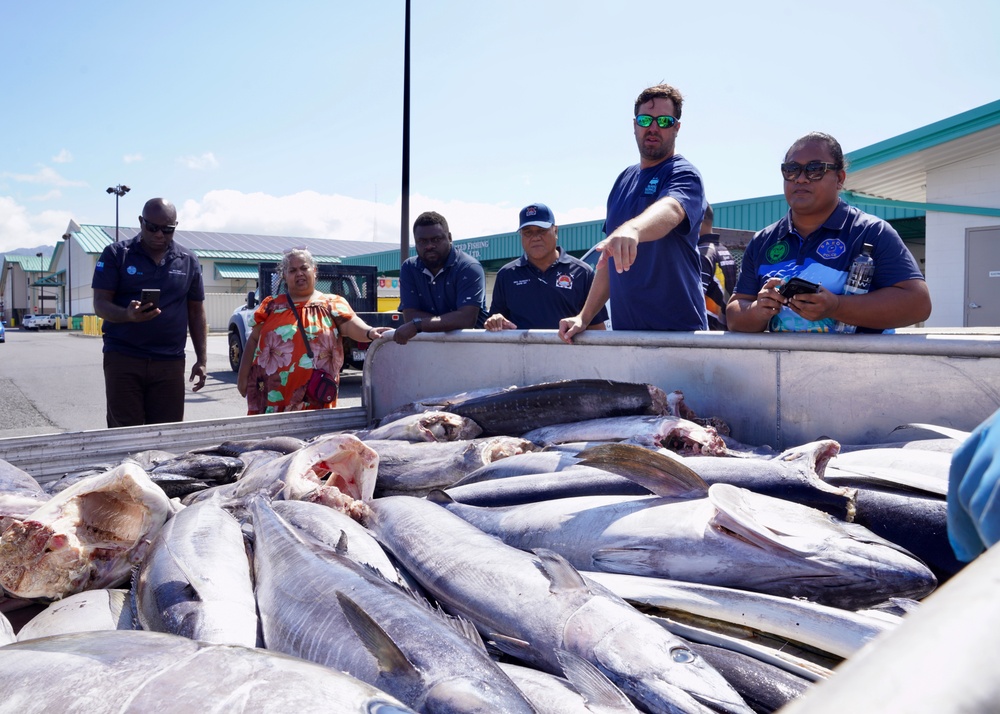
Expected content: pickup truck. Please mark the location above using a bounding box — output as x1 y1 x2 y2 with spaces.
21 314 54 330
227 262 401 373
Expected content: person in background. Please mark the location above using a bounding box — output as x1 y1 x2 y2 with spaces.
485 203 607 331
394 211 488 345
726 132 931 333
92 197 207 427
948 407 1000 562
697 204 738 331
237 249 389 414
559 83 708 343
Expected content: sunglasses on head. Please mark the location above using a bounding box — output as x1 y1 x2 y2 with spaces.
781 161 840 182
142 217 177 234
635 114 678 129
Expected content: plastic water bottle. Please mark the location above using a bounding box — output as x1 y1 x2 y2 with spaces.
833 243 875 334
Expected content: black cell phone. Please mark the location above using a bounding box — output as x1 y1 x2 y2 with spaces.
140 289 161 312
778 277 821 298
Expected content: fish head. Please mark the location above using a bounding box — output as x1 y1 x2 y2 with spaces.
254 435 379 506
706 484 937 607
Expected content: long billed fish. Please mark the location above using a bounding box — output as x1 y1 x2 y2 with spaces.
358 410 483 442
133 501 257 647
0 630 416 713
251 496 536 713
438 484 936 609
0 463 174 600
446 379 672 437
365 495 753 714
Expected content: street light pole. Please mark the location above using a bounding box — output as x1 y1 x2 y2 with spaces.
106 184 131 242
63 233 73 316
35 252 44 315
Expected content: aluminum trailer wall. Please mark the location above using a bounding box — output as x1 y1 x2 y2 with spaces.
364 330 1000 449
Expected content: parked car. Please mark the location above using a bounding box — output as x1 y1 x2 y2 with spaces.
22 314 55 330
49 313 72 328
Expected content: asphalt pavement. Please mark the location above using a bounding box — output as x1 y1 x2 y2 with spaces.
0 328 362 439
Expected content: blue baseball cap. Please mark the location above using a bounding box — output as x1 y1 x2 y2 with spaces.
518 203 555 230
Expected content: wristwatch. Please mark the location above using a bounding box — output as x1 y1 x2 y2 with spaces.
412 318 423 333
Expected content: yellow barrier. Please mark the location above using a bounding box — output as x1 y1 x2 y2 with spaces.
82 315 103 336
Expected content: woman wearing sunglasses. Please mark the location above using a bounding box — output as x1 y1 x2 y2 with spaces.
236 248 389 414
726 132 931 333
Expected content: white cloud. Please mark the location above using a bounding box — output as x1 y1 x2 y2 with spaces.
178 189 604 245
3 166 87 188
123 153 144 164
177 152 220 171
51 150 73 164
0 196 74 254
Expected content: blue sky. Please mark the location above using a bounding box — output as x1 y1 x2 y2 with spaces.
2 1 998 254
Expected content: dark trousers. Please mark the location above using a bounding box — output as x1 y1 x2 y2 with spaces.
103 351 186 428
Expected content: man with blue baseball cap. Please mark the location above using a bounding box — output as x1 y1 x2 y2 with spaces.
485 203 607 331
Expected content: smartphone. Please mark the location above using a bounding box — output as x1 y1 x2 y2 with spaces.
778 277 821 299
140 289 161 312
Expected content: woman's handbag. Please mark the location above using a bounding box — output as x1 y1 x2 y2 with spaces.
286 294 338 405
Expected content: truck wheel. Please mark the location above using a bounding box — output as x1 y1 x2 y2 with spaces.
228 329 243 372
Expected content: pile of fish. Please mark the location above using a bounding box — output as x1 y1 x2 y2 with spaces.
0 379 966 713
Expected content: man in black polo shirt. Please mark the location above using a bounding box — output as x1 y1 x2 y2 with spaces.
92 197 208 427
485 203 607 331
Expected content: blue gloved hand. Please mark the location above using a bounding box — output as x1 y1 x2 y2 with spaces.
948 407 1000 562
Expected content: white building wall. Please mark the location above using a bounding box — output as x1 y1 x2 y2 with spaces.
924 147 1000 327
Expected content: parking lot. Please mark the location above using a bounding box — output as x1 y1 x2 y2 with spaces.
0 328 362 439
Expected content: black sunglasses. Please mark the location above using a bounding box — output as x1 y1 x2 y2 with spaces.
781 161 840 182
142 217 177 234
635 114 678 129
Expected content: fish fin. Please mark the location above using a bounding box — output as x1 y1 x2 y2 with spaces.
576 443 709 498
592 548 660 575
426 489 455 505
485 632 537 661
707 484 805 555
334 530 349 555
891 423 970 442
533 548 590 593
335 591 420 679
554 649 638 712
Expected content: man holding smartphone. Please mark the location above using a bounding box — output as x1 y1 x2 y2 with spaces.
92 197 208 427
727 132 929 333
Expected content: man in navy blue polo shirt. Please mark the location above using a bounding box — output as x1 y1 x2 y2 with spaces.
559 83 708 343
394 211 488 346
485 203 607 331
92 198 208 427
727 132 931 333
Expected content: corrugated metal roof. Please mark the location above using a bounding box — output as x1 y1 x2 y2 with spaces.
67 224 395 261
2 254 48 271
713 193 925 234
214 263 260 279
845 99 1000 203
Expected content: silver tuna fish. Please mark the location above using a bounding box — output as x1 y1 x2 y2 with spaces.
365 496 753 714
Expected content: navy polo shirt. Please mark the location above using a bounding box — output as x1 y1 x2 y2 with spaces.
735 199 925 333
604 154 708 331
398 247 488 328
92 235 205 359
489 247 608 329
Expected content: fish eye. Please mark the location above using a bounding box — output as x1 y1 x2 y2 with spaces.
670 646 696 664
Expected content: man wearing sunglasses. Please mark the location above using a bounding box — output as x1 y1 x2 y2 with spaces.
727 132 930 333
559 83 708 343
92 197 208 427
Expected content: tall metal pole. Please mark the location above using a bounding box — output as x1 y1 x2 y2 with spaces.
107 184 131 242
399 0 411 268
63 234 73 316
35 252 44 315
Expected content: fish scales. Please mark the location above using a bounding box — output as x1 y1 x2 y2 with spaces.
449 379 669 437
365 495 753 714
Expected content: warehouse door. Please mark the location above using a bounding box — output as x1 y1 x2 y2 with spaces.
965 226 1000 327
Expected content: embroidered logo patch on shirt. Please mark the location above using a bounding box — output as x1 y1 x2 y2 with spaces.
816 238 847 260
766 241 790 263
644 178 660 196
555 274 573 290
127 265 138 275
513 279 530 286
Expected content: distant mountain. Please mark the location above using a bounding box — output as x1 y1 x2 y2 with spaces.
5 245 53 257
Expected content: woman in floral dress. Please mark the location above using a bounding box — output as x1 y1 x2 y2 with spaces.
236 249 390 414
